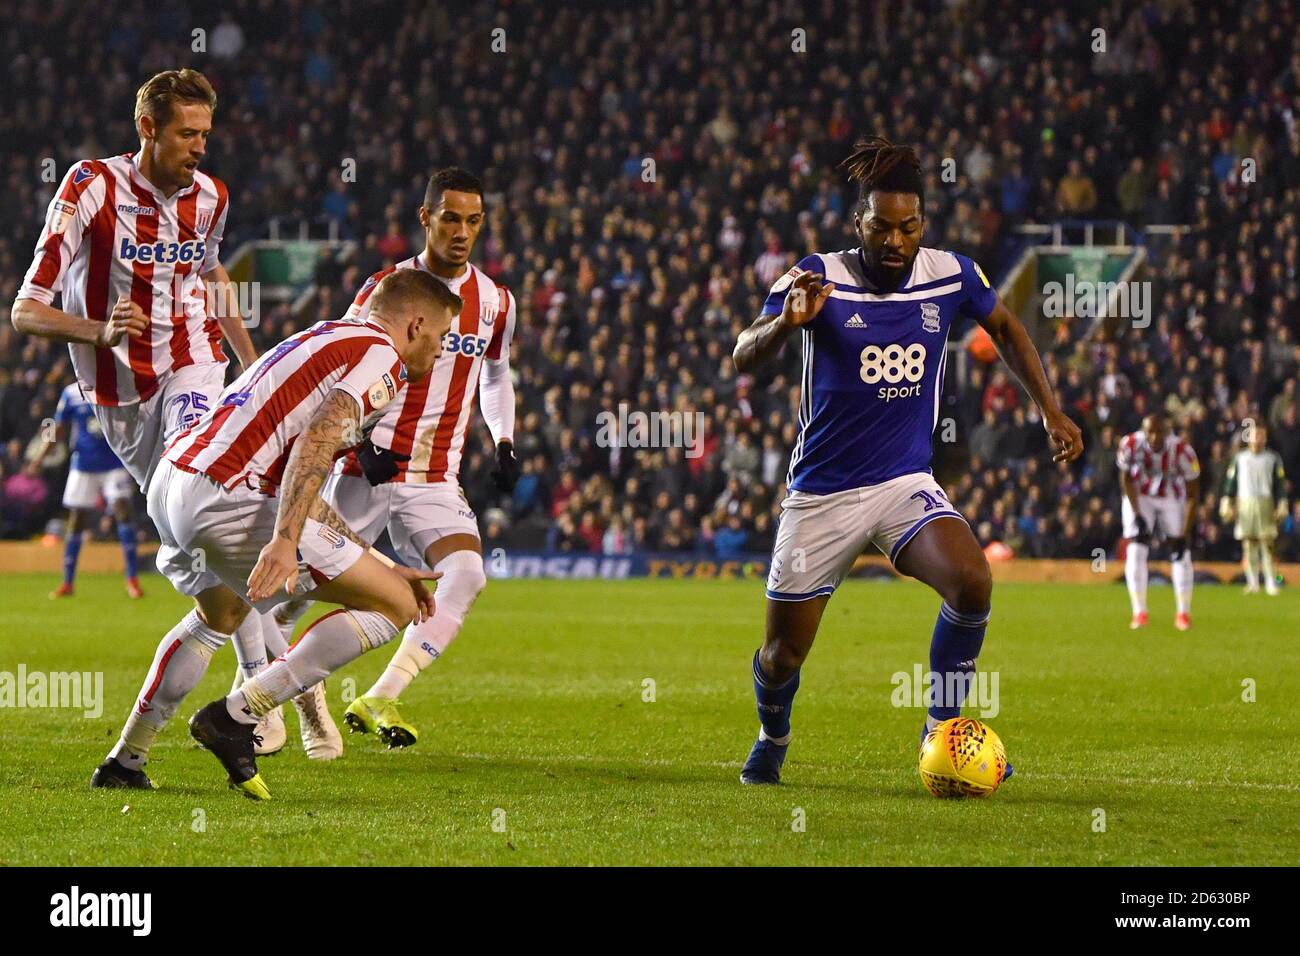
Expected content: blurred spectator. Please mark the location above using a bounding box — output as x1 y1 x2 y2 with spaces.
1056 160 1098 216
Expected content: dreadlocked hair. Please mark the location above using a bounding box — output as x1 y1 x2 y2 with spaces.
840 137 925 212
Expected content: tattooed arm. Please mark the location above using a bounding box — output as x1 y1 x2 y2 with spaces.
246 389 361 602
275 389 359 548
308 495 369 550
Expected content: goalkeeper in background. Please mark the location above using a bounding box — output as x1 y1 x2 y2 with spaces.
1220 424 1288 595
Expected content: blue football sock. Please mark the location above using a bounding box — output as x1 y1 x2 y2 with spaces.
63 531 84 587
926 601 990 730
116 521 138 579
752 650 799 742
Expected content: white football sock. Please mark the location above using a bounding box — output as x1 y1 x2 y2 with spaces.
1243 542 1259 588
366 550 486 700
109 610 228 769
260 608 289 659
273 598 311 648
1260 545 1277 591
1125 542 1149 615
228 609 399 723
1172 552 1194 615
229 613 269 691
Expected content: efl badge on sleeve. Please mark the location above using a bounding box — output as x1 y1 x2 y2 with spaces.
367 376 396 411
48 200 77 236
770 265 804 294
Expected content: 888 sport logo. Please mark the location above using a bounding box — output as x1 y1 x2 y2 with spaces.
860 343 926 402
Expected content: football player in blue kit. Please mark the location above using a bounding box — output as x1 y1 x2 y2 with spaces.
732 137 1084 784
28 382 143 599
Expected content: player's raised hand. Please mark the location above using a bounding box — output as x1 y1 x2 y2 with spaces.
782 271 835 327
1043 408 1084 463
247 537 300 603
99 295 150 348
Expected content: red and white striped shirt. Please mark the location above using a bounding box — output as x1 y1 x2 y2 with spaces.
338 254 516 484
1116 431 1200 499
165 320 406 491
18 152 230 406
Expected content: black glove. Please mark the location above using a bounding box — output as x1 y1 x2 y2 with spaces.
356 438 410 487
491 440 520 492
1167 536 1188 562
1133 514 1151 543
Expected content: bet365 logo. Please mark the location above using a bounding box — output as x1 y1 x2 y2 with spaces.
860 343 926 401
442 330 490 358
118 236 206 265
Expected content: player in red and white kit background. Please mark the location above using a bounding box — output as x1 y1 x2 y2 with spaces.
1117 412 1201 631
269 167 519 748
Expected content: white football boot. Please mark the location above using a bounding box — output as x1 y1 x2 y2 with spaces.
253 705 287 756
293 682 344 760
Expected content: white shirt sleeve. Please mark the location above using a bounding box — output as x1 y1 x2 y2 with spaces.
18 161 106 307
331 340 406 419
478 358 516 444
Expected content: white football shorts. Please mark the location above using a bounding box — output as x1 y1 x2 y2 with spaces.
62 467 134 510
1121 494 1186 540
1233 496 1277 541
93 361 228 493
148 461 365 611
766 470 967 601
322 472 480 569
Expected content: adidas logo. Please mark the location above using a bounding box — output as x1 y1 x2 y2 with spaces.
844 312 867 328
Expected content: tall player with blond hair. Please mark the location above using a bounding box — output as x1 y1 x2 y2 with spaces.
10 68 326 786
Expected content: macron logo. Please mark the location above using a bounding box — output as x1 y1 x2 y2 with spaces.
49 886 151 936
844 313 867 329
116 203 157 217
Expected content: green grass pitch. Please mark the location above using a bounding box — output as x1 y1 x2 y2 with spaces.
1 572 1296 865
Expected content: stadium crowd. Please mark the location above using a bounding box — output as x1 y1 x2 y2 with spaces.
2 0 1299 564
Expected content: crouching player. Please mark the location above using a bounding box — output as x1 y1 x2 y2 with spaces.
92 269 459 799
731 138 1083 784
1118 413 1200 629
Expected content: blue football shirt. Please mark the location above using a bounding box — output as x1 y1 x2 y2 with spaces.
54 383 123 473
760 247 997 494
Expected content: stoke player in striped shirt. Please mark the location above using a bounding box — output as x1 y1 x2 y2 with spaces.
1117 412 1201 631
95 269 460 799
269 167 519 750
4 69 317 774
12 69 257 482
